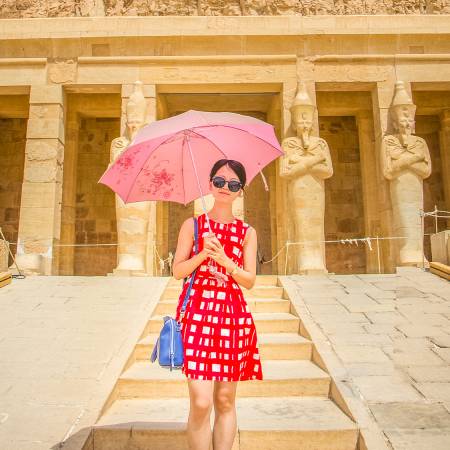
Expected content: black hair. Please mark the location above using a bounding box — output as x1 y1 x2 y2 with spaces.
209 159 246 191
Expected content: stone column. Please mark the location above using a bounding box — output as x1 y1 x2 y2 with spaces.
439 110 450 230
13 85 65 275
276 79 297 275
145 92 158 277
267 94 282 275
371 80 397 272
136 84 159 276
58 110 79 275
356 110 380 273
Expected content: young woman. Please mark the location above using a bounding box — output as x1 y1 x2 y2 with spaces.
172 159 263 450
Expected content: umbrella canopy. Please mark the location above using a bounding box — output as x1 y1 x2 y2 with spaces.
98 110 283 206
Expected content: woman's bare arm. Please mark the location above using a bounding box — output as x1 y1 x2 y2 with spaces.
225 226 257 290
172 218 207 280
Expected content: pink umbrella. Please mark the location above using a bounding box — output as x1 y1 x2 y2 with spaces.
99 109 283 282
98 109 283 234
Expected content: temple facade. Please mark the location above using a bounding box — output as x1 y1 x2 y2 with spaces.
0 2 449 276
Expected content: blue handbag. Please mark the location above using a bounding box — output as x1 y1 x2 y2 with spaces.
150 216 199 371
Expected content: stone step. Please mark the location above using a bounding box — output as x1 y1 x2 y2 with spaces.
430 261 450 280
117 360 330 398
167 274 279 287
136 332 313 361
94 396 358 450
154 297 291 315
161 285 285 300
146 312 300 335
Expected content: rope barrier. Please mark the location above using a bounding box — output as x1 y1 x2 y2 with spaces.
1 208 448 276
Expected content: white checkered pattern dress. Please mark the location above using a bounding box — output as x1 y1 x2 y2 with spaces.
175 212 263 381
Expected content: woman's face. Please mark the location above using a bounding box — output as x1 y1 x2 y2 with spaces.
209 165 242 202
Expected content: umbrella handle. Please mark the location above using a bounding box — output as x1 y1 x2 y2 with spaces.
184 134 213 235
259 167 269 191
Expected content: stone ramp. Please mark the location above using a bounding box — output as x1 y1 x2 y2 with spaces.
90 275 361 449
0 275 169 450
279 268 450 450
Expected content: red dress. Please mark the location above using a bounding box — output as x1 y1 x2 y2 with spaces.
175 212 263 382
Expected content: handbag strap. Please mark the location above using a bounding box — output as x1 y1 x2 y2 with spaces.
179 216 199 319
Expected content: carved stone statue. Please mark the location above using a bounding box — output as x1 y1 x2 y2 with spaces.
429 0 450 14
279 82 333 273
109 81 151 275
381 81 432 266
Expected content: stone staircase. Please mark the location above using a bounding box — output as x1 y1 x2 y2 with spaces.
89 275 360 449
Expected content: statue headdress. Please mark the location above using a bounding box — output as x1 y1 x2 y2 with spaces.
290 81 315 115
390 81 416 115
389 81 416 133
126 81 147 122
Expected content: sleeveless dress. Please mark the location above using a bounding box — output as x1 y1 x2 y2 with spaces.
174 212 263 382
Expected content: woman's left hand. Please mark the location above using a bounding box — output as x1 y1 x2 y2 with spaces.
208 236 232 268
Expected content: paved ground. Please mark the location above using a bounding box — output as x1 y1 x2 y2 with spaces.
282 267 450 450
0 268 449 449
0 276 167 450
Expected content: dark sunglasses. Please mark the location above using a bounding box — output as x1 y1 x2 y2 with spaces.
211 176 243 192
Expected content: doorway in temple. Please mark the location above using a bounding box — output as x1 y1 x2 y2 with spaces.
0 90 28 270
155 84 282 276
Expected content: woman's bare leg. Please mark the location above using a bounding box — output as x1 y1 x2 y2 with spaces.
187 378 214 450
212 381 238 450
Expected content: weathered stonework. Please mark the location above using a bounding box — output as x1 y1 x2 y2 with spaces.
1 0 449 17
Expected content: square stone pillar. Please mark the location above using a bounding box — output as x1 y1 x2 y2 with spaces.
277 79 298 275
371 80 397 273
13 85 65 275
117 83 158 276
58 111 79 276
356 110 382 273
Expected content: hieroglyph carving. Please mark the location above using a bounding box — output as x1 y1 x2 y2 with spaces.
1 0 449 17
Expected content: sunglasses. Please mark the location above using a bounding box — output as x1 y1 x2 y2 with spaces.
211 176 243 192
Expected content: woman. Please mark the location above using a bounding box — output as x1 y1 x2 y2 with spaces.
172 159 263 450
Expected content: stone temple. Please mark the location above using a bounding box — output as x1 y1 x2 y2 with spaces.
0 1 449 277
1 4 450 450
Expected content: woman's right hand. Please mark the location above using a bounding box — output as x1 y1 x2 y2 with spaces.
200 232 218 260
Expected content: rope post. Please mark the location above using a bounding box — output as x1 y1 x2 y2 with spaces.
420 208 425 271
376 235 381 274
434 204 438 234
284 242 290 275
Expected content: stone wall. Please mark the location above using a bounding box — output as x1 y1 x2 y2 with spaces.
1 0 449 18
167 202 193 276
0 13 448 275
74 117 119 276
320 116 366 274
244 165 273 275
416 115 447 262
0 118 26 268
